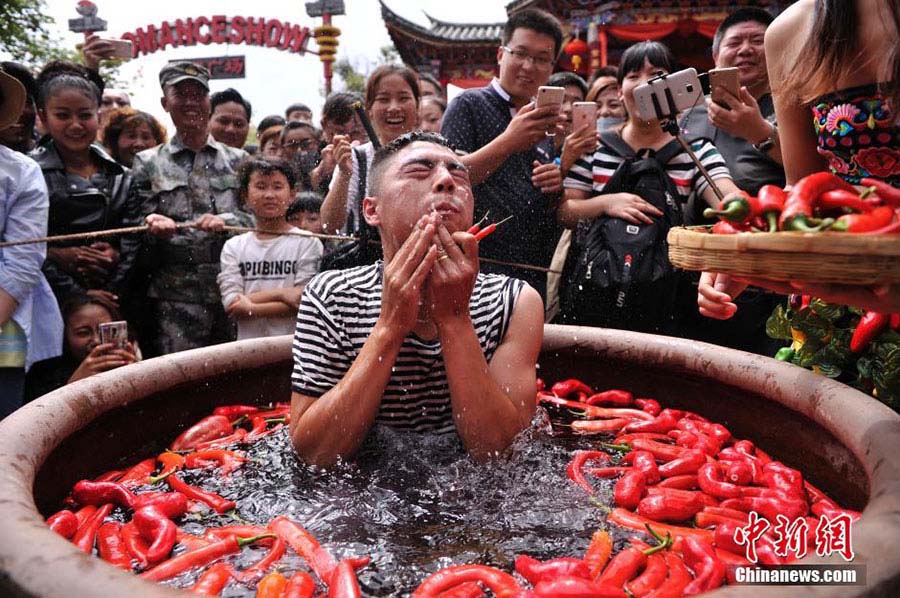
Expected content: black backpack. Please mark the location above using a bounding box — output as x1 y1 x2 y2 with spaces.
558 131 685 333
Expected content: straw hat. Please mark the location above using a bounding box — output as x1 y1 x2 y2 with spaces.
0 68 26 130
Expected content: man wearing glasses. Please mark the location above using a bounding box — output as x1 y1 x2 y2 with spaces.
441 9 565 300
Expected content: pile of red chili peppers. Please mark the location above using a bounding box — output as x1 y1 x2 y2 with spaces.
705 172 900 234
412 378 861 597
46 403 371 597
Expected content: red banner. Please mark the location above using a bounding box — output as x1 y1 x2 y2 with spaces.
120 16 311 58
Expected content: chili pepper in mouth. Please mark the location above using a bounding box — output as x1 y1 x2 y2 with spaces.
47 510 79 539
72 503 113 553
165 473 236 513
170 415 234 452
148 452 185 484
818 189 876 214
583 529 613 579
861 178 900 208
96 522 133 571
72 480 135 509
566 450 610 494
282 571 317 598
831 205 895 232
755 185 787 231
473 214 514 242
614 469 647 510
140 533 274 582
412 564 522 598
779 172 855 231
190 561 234 596
850 311 890 352
703 190 758 223
681 536 726 594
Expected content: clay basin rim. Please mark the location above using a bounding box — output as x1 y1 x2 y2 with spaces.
0 325 898 597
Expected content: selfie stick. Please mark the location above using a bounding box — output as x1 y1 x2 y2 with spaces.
350 102 381 150
647 75 725 202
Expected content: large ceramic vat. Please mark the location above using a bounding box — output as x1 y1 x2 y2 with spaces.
0 325 897 597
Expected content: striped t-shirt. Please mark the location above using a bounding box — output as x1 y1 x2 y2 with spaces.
291 263 525 434
563 137 730 202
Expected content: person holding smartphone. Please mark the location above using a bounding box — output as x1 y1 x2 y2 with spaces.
441 9 566 300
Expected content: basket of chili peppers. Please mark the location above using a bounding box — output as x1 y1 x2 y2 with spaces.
668 173 900 285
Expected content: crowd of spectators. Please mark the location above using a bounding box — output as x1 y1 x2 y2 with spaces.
0 1 897 424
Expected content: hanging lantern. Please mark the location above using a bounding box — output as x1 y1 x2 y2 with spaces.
564 32 589 75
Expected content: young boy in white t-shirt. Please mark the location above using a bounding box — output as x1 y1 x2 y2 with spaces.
218 158 323 339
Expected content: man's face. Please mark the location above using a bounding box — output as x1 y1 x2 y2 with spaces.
280 127 317 161
497 27 557 103
713 21 768 89
365 141 474 253
161 80 210 135
100 90 130 117
322 115 366 145
287 109 312 123
209 101 249 148
0 95 36 152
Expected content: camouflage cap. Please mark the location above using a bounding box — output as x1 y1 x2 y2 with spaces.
159 61 210 91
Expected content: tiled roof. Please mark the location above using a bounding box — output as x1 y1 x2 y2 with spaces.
381 1 502 45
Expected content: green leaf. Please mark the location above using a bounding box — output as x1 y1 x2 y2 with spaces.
766 304 793 341
809 299 845 323
792 309 832 345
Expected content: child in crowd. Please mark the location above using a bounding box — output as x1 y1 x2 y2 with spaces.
218 158 323 340
285 191 323 234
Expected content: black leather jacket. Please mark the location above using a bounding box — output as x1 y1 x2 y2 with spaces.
30 140 140 301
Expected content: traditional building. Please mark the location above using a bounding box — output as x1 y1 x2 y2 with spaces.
381 0 788 87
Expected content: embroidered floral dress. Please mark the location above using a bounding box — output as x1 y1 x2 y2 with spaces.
812 83 899 187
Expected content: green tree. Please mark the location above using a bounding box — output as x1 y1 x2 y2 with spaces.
334 44 400 94
0 0 59 65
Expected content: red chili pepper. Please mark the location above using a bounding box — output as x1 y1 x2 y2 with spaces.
92 469 125 483
634 398 661 416
697 462 744 499
72 480 135 509
681 536 725 594
466 212 490 235
645 487 717 508
237 535 286 582
433 581 484 598
165 473 236 513
621 411 679 435
710 219 750 234
861 178 900 208
832 205 894 232
703 190 758 223
170 415 234 452
756 185 787 231
190 561 233 596
644 550 692 598
818 189 875 214
121 521 151 568
585 466 631 478
627 438 685 462
195 427 249 449
713 521 786 566
550 378 594 398
141 533 273 582
204 524 272 544
566 451 610 495
148 452 185 484
584 389 633 407
779 172 853 231
694 510 746 528
720 493 808 522
614 469 647 510
283 571 317 598
623 450 661 484
850 311 890 352
541 395 655 421
72 503 113 553
329 559 363 598
636 493 702 523
532 577 626 598
656 475 697 490
724 460 754 486
473 215 513 242
515 555 592 585
47 510 80 539
256 572 289 598
607 508 714 542
97 522 133 571
185 449 248 476
412 564 522 598
132 491 189 518
119 458 156 487
177 531 211 552
213 404 259 419
596 535 672 591
583 529 613 579
626 550 668 597
702 506 751 523
133 506 177 565
270 516 339 583
657 449 706 478
571 418 633 434
761 461 805 497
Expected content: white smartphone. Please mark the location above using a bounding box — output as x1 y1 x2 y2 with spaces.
99 321 129 350
572 102 598 131
633 68 703 121
535 86 565 136
708 67 741 108
103 38 134 60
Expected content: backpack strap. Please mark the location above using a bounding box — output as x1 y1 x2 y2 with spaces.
599 130 636 159
653 138 684 168
353 146 369 238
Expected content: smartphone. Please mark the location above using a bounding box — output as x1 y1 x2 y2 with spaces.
572 102 598 131
99 321 129 350
633 68 703 121
535 86 565 136
708 67 741 108
103 38 134 60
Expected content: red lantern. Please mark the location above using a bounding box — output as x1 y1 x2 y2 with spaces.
564 35 589 75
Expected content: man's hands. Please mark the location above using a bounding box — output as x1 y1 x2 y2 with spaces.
707 87 773 144
145 213 225 238
427 224 478 328
500 102 566 154
378 215 439 337
80 35 116 70
697 272 747 320
332 134 357 176
69 342 137 383
560 122 599 175
225 294 254 319
193 214 226 231
532 161 563 195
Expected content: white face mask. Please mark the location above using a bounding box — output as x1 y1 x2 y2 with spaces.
596 116 625 132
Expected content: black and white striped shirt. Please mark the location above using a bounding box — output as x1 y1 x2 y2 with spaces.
291 263 525 434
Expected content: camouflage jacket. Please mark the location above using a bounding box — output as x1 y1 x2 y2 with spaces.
129 134 253 303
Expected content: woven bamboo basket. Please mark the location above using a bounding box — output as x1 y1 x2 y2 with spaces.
668 226 900 285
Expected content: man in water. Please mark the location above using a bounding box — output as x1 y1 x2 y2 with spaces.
290 132 543 467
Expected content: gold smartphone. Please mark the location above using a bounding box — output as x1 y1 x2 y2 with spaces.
709 67 741 109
